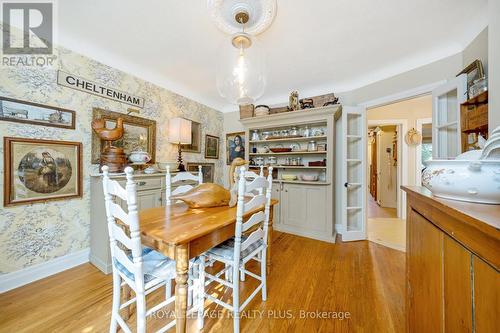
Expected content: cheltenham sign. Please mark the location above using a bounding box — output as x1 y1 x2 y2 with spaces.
57 71 145 108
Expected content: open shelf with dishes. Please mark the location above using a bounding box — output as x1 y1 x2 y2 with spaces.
247 122 328 182
240 106 339 243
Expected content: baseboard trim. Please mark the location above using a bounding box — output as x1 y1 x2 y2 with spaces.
274 225 336 243
0 248 90 293
89 254 112 275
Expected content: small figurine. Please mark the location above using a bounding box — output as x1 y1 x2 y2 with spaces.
92 116 127 173
300 98 314 109
289 90 300 111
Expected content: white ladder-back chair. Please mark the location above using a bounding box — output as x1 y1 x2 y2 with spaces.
165 165 203 205
102 166 197 333
231 165 266 281
233 165 265 193
198 166 273 333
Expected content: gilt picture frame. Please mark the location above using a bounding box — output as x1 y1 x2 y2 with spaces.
0 96 76 129
457 59 485 98
226 131 245 165
186 162 215 183
91 108 156 164
3 137 83 206
205 134 220 159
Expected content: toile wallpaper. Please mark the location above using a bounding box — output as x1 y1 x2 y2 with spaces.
0 41 224 274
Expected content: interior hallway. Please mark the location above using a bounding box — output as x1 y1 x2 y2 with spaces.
368 196 397 219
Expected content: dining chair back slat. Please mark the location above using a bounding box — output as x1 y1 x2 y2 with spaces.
242 211 265 232
165 165 203 205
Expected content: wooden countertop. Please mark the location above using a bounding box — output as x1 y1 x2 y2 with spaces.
403 186 500 269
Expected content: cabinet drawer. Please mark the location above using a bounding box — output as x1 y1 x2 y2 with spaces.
118 177 162 191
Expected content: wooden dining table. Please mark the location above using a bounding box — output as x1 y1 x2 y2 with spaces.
135 199 278 333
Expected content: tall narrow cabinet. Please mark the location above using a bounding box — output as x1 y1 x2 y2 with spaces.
240 106 340 243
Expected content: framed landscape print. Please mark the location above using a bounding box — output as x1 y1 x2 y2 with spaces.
3 137 83 206
186 162 214 183
205 134 220 159
92 108 156 164
0 97 76 129
181 120 201 153
226 132 245 165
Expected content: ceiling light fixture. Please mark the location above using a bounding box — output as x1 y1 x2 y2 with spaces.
208 0 276 106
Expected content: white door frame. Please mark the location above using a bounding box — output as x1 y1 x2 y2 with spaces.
367 119 408 218
415 118 433 186
359 81 442 220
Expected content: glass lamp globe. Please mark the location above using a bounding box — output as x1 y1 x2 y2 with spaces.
216 32 266 105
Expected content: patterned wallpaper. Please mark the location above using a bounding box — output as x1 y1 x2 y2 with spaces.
0 41 224 274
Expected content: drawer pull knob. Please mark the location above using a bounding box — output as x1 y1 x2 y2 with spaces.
136 181 147 186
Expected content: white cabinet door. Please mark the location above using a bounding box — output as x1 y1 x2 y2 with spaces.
136 189 163 210
281 184 307 229
271 183 281 225
432 74 467 159
341 106 367 241
281 183 328 233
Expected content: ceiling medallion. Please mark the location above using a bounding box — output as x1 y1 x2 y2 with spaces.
207 0 277 35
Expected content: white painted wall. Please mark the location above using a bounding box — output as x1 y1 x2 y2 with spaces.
462 27 489 74
489 0 500 132
341 53 463 105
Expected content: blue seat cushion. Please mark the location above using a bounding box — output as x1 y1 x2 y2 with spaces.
207 235 264 261
113 247 176 283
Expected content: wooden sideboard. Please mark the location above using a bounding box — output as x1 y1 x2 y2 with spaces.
90 172 195 274
403 186 499 332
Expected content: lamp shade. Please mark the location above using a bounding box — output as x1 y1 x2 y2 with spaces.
168 117 192 145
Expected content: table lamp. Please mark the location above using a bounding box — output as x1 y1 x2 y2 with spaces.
169 117 192 171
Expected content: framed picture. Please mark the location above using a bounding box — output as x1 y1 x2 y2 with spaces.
181 120 201 153
3 137 83 206
186 162 214 183
205 134 220 159
226 132 245 165
457 59 485 98
91 108 156 164
0 96 76 129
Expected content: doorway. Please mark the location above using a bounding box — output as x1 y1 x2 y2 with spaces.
360 92 433 251
368 125 399 219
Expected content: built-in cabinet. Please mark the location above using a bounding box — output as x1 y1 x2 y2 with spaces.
240 106 339 242
90 172 194 274
404 186 499 333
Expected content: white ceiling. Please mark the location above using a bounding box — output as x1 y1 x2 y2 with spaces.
58 0 488 112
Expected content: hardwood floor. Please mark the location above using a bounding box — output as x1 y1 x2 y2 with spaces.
368 218 406 252
368 195 397 219
0 232 405 333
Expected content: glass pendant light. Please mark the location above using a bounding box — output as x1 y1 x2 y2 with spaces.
216 11 266 106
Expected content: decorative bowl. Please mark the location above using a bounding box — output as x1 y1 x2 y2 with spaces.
282 174 297 181
157 161 178 171
301 174 318 181
128 151 151 164
144 166 157 174
422 160 500 204
257 146 270 153
270 147 292 153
